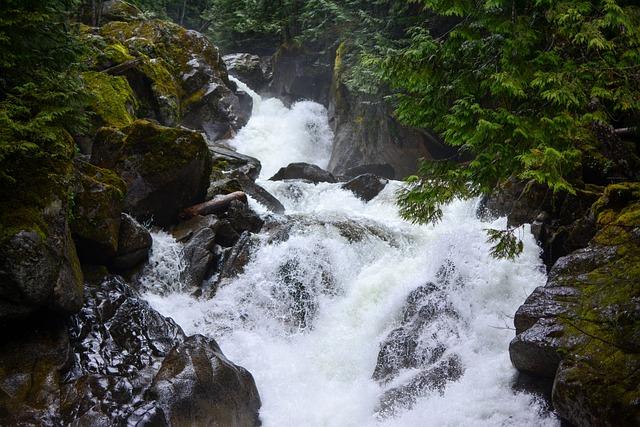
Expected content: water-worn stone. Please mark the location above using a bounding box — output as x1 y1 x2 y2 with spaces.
373 265 465 417
510 183 640 426
113 213 152 270
179 227 218 290
341 174 388 202
223 53 270 91
92 120 212 226
270 162 336 184
0 274 262 426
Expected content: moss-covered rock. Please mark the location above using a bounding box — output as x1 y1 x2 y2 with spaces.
0 131 84 320
83 71 138 129
510 182 640 426
100 119 212 226
71 160 126 263
96 19 248 140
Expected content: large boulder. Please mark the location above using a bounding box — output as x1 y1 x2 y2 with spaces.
341 174 388 202
270 162 336 184
97 19 250 140
0 132 84 321
327 42 458 179
0 274 262 426
91 120 212 226
510 183 640 426
112 213 152 271
71 160 127 263
223 53 271 91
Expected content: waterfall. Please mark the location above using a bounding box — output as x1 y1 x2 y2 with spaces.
143 81 559 426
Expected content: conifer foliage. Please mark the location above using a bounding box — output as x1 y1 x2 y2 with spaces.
387 1 640 230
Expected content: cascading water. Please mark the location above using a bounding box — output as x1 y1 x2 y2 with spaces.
142 80 559 426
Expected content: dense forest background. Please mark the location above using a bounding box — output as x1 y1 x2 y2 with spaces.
1 0 639 236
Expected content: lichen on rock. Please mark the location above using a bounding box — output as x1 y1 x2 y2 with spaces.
510 181 640 426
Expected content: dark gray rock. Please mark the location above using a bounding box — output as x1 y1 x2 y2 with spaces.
343 163 395 180
373 264 465 418
268 43 335 106
0 274 261 426
328 69 457 179
91 120 212 227
180 227 217 290
171 214 220 243
270 162 336 184
208 143 262 181
210 175 285 214
223 53 270 91
113 213 152 271
0 203 83 321
376 355 463 419
341 174 388 202
149 334 261 427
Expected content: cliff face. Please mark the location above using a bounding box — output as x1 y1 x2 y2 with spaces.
266 41 457 180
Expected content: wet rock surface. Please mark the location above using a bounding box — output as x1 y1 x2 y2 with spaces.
223 53 271 92
373 264 465 417
510 183 640 426
270 162 336 184
113 213 152 271
341 174 388 202
91 120 212 226
0 274 261 426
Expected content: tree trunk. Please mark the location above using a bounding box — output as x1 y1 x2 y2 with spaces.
180 0 187 26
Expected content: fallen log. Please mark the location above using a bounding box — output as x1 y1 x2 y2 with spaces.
102 58 143 76
180 191 247 220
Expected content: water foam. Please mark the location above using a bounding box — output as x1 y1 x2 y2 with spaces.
228 76 333 179
143 82 558 426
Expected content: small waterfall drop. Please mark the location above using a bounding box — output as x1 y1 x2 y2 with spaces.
143 81 558 427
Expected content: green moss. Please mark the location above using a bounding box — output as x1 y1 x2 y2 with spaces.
103 42 134 64
83 71 137 128
0 131 75 243
121 119 207 176
554 182 640 422
139 55 182 100
71 162 126 255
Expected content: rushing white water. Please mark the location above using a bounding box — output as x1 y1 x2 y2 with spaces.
143 82 559 426
228 77 334 178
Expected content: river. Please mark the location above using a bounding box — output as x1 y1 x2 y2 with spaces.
142 79 558 427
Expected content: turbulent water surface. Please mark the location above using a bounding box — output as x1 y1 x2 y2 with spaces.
143 81 559 427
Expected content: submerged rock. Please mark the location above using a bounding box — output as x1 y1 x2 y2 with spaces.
341 173 388 202
270 162 336 184
373 265 465 418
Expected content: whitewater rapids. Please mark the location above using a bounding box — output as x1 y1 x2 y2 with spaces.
143 79 558 427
